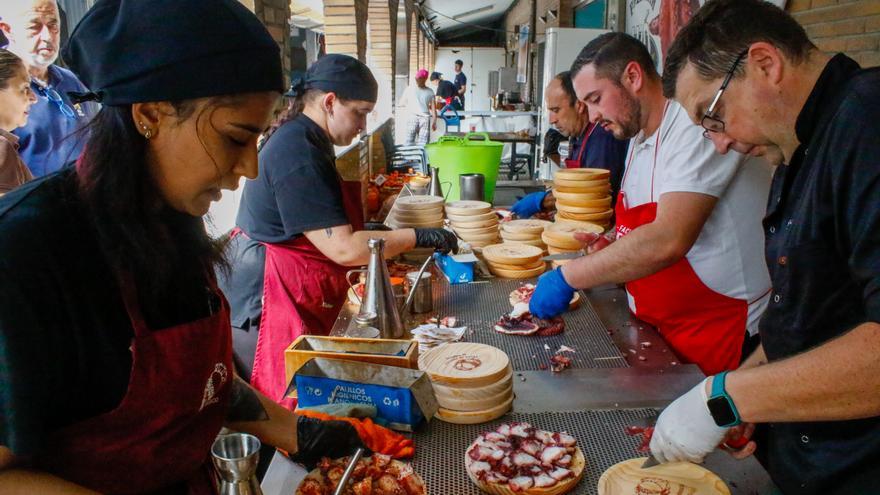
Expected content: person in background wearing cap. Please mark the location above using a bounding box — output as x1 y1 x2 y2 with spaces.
0 1 372 492
0 0 97 177
430 71 459 110
511 71 628 220
221 54 457 407
398 68 437 146
453 59 467 110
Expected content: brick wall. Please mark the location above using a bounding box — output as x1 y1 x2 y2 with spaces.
787 0 880 67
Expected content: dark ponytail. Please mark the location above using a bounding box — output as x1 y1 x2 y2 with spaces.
0 49 25 90
76 102 228 307
260 89 350 146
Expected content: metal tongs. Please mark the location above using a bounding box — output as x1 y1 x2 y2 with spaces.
333 447 365 495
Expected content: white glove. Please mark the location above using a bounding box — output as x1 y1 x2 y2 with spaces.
649 378 729 464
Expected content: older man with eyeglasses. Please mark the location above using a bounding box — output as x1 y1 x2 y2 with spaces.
647 0 880 492
528 32 773 378
0 0 96 177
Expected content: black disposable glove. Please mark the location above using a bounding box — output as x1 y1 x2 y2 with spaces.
292 416 371 467
414 228 458 254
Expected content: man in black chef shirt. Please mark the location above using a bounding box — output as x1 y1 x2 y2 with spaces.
644 1 880 493
453 59 467 110
430 71 459 109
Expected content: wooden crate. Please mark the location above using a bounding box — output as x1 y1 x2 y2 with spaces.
284 335 419 387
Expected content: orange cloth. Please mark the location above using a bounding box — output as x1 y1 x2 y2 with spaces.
296 409 415 459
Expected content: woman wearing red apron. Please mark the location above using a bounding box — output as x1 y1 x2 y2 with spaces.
0 2 373 492
221 55 456 408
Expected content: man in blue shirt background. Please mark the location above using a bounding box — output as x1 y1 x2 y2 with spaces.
1 0 97 177
453 59 467 110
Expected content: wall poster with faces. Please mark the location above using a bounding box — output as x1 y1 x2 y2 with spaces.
625 0 788 73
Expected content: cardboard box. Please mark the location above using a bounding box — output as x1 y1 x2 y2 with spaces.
284 335 418 387
434 252 476 284
293 358 438 431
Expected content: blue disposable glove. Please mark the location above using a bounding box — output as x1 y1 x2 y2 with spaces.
529 267 575 319
510 191 547 219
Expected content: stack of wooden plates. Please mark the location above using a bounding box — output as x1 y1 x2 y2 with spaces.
499 219 552 252
418 342 514 424
482 243 546 279
553 168 614 228
388 195 445 228
445 200 500 248
542 222 605 268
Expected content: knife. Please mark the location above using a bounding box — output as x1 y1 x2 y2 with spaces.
641 454 661 469
333 447 365 495
541 250 586 261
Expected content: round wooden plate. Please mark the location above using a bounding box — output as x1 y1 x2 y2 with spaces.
489 259 546 271
459 231 502 243
419 342 511 387
553 191 612 208
546 245 581 255
451 217 500 229
500 239 547 250
435 394 513 424
597 458 730 495
553 218 607 230
502 219 553 235
446 200 493 215
396 195 445 210
501 231 542 242
448 211 499 223
453 224 500 236
489 264 547 279
432 367 513 401
465 445 586 495
556 209 614 222
553 167 611 181
482 243 544 266
296 457 427 495
553 186 609 196
435 382 513 412
543 223 603 250
553 176 609 189
555 202 611 215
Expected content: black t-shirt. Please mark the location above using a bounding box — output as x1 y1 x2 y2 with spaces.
453 72 467 102
436 80 456 99
0 169 218 460
758 54 880 493
235 114 349 243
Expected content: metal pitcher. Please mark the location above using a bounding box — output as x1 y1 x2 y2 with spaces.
212 433 263 495
459 173 485 201
429 166 446 198
347 238 405 339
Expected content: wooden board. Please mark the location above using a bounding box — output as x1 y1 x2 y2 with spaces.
552 191 612 207
552 178 611 191
553 186 609 197
447 211 499 223
556 209 614 222
482 243 544 266
501 239 548 250
553 167 611 181
392 209 444 221
435 394 513 424
542 223 603 250
500 229 542 241
418 342 511 387
431 367 514 401
445 200 493 216
489 263 547 279
501 219 553 235
597 458 731 495
458 230 502 243
452 225 500 236
466 446 587 495
553 218 607 231
451 218 500 229
395 195 445 210
489 259 546 271
435 381 513 412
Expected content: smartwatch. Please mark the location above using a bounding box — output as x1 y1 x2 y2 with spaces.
706 371 741 427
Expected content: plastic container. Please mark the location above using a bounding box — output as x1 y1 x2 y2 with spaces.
425 133 503 202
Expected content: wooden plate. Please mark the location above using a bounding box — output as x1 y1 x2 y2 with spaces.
553 218 607 230
488 259 546 271
451 218 500 229
431 367 514 401
556 209 614 222
395 195 445 210
482 243 544 266
501 238 547 249
502 219 553 235
542 223 601 250
435 394 513 424
448 211 499 223
435 382 513 412
555 202 611 215
393 208 444 220
466 445 586 495
453 224 500 236
446 200 493 215
554 193 612 208
598 458 730 495
553 177 609 189
419 342 511 387
546 245 581 255
500 229 542 241
489 263 547 279
458 231 501 243
553 167 611 181
553 186 609 196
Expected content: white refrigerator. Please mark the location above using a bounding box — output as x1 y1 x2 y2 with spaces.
536 27 610 179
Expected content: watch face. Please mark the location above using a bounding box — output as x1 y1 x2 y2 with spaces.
707 396 738 427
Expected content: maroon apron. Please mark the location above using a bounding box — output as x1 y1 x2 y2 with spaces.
563 123 596 169
250 174 365 409
36 279 233 494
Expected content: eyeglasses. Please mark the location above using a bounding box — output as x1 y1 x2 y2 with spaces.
34 84 77 119
701 49 748 139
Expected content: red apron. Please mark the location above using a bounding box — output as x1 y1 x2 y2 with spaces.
36 279 233 494
615 103 747 375
564 123 596 169
250 175 365 409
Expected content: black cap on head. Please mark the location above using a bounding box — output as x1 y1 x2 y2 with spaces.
430 71 442 81
286 54 378 103
454 59 463 66
63 0 285 105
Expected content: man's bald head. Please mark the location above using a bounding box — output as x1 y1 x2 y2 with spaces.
1 0 61 71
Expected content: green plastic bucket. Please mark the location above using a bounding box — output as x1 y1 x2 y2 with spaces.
425 133 503 202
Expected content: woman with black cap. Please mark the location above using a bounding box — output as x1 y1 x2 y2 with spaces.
222 54 457 407
0 1 369 492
